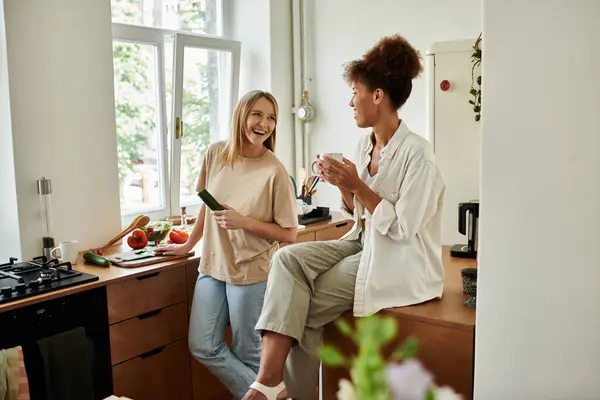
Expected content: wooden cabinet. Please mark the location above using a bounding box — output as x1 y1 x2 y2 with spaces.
295 231 316 243
315 221 352 241
112 339 192 400
109 302 188 365
107 266 186 324
107 263 194 400
321 247 477 399
108 213 353 400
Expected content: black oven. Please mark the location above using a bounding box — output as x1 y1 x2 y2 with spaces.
0 287 113 399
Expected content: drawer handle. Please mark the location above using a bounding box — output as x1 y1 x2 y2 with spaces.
335 222 348 228
137 309 162 320
136 272 160 281
139 346 164 359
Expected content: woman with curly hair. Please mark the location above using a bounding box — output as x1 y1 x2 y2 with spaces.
243 34 446 400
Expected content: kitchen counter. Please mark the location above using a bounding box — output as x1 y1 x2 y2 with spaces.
0 211 354 400
0 211 352 313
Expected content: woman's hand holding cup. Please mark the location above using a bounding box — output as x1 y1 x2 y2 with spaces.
311 153 343 177
313 153 362 193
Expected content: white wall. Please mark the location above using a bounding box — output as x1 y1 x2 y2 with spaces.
427 41 482 246
225 0 295 174
3 0 121 260
304 0 482 208
475 1 600 398
268 0 294 174
0 0 21 261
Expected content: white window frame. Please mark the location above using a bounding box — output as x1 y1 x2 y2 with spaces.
111 23 240 226
170 33 241 216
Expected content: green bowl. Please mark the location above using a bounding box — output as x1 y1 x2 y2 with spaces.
141 221 172 243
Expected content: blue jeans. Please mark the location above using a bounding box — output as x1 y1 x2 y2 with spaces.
188 274 267 399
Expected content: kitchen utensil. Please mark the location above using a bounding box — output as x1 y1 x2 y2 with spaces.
290 175 298 198
297 168 307 196
105 249 195 268
311 153 343 174
50 240 79 265
99 215 150 252
307 175 319 194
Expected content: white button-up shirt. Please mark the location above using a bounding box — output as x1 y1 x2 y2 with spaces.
341 121 446 316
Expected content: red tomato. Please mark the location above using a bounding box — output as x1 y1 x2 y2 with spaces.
127 229 148 249
169 229 189 244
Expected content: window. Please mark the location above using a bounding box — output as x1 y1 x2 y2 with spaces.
111 0 240 225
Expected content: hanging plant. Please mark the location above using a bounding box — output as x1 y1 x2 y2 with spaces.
469 33 482 121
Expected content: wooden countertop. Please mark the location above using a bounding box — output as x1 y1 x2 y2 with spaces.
381 247 477 331
0 212 353 313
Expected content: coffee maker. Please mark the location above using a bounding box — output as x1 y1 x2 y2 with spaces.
450 200 479 259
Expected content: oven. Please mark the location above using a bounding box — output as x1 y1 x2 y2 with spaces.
0 287 113 399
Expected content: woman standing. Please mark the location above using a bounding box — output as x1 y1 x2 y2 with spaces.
157 90 298 399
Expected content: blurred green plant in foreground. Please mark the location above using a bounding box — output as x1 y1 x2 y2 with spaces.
320 315 463 400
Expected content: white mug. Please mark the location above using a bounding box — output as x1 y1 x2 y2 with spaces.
311 153 344 174
51 240 79 265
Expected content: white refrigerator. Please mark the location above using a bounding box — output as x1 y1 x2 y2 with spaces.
425 39 482 247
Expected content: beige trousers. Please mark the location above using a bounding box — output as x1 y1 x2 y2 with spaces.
255 238 363 400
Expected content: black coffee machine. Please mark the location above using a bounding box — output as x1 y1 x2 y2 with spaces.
450 200 479 259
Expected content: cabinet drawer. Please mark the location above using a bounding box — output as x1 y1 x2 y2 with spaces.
315 221 352 241
112 339 191 400
110 302 188 365
296 231 316 243
107 266 186 324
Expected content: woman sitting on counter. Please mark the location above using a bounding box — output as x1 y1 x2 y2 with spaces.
243 34 446 400
156 90 298 399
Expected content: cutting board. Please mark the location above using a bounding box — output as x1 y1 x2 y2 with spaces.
105 248 195 268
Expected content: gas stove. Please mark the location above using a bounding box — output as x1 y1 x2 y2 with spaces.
0 256 99 305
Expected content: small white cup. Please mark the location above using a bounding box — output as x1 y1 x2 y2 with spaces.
51 240 79 265
311 153 344 174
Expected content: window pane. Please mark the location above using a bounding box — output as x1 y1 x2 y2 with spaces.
111 0 221 36
179 47 231 205
112 41 164 215
164 39 174 186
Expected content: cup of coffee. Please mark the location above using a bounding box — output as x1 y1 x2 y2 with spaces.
311 153 344 174
51 240 79 265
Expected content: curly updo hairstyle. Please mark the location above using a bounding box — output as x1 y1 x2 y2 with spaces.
343 34 423 110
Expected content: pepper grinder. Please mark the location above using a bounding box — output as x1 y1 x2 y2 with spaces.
38 177 55 261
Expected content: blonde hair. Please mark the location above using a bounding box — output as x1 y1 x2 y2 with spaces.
219 90 279 167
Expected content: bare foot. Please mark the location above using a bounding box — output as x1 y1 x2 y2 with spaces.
241 387 291 400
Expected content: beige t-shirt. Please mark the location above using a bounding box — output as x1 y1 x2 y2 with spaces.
197 141 298 285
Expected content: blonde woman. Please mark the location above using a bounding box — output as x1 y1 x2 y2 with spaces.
157 90 298 398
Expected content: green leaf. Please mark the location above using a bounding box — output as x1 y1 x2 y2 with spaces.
379 317 397 343
395 336 420 360
470 89 477 96
469 100 475 105
319 345 346 366
477 76 482 85
425 386 436 400
475 115 481 122
474 106 481 112
335 318 354 337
